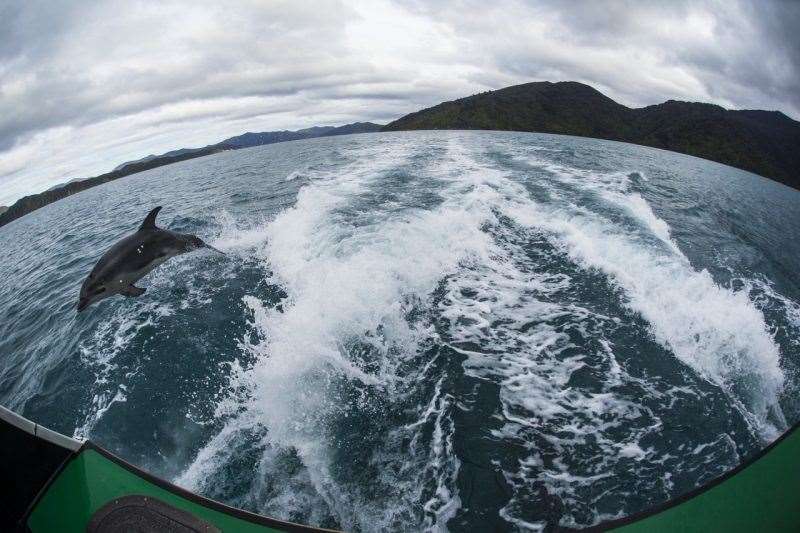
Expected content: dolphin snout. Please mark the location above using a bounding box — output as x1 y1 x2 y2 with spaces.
77 298 89 312
204 244 226 255
190 235 226 255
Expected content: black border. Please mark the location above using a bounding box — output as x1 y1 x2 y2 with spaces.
588 419 800 531
18 447 76 531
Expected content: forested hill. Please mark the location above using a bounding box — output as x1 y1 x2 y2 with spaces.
384 81 800 189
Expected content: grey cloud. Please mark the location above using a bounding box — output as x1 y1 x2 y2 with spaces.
1 1 367 139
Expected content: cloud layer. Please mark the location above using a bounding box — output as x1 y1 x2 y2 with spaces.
1 0 798 205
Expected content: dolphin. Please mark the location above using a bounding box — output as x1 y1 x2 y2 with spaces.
77 206 224 312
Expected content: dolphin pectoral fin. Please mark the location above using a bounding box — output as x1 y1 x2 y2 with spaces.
122 285 146 297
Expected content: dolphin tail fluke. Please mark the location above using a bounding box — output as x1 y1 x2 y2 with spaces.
139 206 162 231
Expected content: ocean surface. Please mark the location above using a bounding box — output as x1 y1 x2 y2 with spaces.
1 130 799 531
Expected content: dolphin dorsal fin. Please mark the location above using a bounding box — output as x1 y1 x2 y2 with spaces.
139 206 162 231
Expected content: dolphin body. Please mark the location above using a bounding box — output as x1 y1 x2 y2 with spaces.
77 206 224 312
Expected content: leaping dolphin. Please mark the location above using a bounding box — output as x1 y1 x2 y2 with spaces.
77 206 224 312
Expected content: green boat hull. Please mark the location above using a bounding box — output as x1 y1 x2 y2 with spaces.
28 447 319 532
2 404 798 531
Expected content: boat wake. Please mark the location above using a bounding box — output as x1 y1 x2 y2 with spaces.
172 135 791 530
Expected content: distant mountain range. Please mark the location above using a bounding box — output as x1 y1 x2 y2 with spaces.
111 122 381 173
0 122 381 228
383 81 800 189
2 81 799 229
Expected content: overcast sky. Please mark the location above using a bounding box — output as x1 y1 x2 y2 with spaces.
1 0 798 206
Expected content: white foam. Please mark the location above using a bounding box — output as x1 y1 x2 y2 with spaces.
74 300 174 439
435 140 787 527
739 276 800 346
177 134 791 530
436 180 661 527
505 161 786 438
177 138 508 529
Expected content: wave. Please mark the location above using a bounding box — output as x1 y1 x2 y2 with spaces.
505 152 786 438
176 135 791 530
177 139 494 530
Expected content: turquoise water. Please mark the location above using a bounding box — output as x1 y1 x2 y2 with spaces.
1 131 799 531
